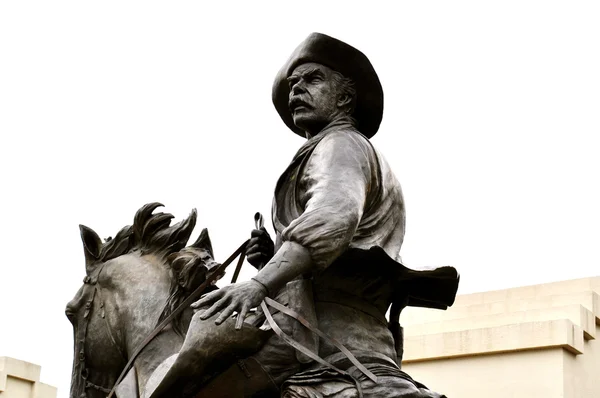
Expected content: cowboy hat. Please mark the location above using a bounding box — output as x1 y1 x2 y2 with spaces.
272 32 384 138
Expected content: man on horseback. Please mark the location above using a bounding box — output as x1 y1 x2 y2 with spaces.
187 33 458 397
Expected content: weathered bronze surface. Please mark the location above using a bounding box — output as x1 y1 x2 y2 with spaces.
67 33 459 398
66 203 220 398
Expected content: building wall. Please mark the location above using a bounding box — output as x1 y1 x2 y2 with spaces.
401 276 600 398
405 349 565 398
562 324 600 398
0 357 57 398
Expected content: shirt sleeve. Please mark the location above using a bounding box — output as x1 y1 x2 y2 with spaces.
281 131 374 270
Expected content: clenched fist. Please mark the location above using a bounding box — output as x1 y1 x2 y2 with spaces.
246 227 274 270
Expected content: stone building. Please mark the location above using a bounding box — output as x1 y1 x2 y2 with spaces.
402 276 600 397
0 357 57 398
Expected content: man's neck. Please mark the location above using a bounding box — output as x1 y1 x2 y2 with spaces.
304 115 356 139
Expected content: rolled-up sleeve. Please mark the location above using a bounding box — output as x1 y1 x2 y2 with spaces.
281 132 373 270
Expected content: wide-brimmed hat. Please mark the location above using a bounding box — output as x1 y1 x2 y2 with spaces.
272 32 384 139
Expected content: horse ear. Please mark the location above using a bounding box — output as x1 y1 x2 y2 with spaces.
191 228 213 258
79 224 102 267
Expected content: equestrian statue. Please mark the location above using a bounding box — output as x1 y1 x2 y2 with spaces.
67 33 460 398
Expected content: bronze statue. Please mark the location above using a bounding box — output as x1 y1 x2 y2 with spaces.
189 32 458 398
67 33 459 398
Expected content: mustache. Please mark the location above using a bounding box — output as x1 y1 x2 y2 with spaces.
288 97 313 111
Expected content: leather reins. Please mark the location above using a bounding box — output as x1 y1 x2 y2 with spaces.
105 239 250 398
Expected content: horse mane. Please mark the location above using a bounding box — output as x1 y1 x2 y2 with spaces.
99 202 210 336
99 202 197 262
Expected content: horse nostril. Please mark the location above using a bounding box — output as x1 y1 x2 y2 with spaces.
65 305 77 321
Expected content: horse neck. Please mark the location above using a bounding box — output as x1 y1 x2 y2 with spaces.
130 322 186 394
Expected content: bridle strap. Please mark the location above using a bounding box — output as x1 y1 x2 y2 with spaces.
86 380 112 394
77 285 128 397
76 281 96 397
95 286 128 361
77 263 122 398
106 239 250 398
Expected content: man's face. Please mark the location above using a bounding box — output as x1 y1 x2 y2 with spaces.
287 62 345 136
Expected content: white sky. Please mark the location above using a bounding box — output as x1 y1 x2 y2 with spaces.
1 1 598 396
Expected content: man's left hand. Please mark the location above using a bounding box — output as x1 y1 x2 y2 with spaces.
190 279 267 329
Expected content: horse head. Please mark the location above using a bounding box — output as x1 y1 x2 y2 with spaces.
66 203 217 398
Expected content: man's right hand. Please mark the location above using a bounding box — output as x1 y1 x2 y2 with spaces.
246 227 274 270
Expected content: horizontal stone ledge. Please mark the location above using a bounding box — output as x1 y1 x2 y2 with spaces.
451 276 600 308
402 319 584 363
404 304 596 340
0 356 41 383
401 291 600 326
